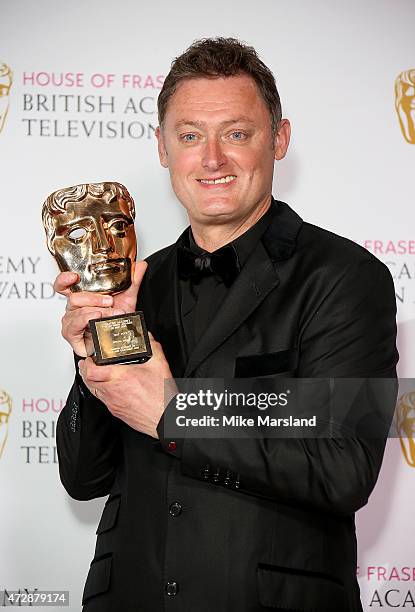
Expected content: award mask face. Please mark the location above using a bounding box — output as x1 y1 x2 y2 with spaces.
42 182 137 294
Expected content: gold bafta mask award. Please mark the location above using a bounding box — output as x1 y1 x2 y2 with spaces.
42 181 152 365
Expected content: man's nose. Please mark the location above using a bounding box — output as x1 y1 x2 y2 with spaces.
92 222 113 254
201 137 227 171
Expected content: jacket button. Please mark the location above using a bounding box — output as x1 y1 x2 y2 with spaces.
223 470 232 486
167 441 177 452
169 501 182 517
165 581 179 596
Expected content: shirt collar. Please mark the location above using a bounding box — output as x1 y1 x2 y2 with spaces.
188 200 275 269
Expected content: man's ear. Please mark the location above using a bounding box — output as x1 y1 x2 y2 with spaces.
274 119 291 161
155 126 168 168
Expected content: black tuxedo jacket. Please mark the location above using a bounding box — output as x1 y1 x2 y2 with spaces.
57 200 398 612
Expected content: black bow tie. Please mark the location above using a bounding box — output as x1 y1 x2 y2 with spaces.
177 243 240 287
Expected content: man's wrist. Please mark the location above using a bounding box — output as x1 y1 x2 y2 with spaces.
156 394 184 458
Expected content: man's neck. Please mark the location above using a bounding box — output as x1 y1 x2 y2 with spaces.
189 195 272 253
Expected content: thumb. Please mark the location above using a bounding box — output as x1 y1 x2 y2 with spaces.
148 331 164 358
132 259 148 291
54 271 80 297
121 260 148 306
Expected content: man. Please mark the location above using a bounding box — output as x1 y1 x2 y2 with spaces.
55 38 398 611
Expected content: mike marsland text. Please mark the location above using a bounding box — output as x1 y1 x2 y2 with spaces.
175 414 317 428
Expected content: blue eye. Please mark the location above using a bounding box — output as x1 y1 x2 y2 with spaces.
231 131 245 140
182 133 197 142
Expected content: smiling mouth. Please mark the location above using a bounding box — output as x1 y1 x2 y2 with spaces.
197 175 236 185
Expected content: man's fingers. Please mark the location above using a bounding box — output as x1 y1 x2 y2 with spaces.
53 272 79 296
79 357 116 383
62 309 99 357
62 307 125 355
66 291 114 312
64 307 126 335
71 340 89 358
63 309 102 338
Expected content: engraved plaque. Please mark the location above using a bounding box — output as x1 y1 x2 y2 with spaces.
89 311 152 365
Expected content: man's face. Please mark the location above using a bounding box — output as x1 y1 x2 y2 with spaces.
156 74 290 226
51 195 136 294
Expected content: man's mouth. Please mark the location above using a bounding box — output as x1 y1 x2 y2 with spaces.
197 175 236 185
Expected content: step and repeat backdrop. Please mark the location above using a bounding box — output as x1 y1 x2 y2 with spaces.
1 0 414 609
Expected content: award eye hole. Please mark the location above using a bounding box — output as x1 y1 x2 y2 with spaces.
67 227 88 241
109 219 129 236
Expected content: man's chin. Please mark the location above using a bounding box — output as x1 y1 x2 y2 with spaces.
193 200 240 222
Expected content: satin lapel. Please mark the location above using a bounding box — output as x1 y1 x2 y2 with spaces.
183 239 279 377
149 244 187 378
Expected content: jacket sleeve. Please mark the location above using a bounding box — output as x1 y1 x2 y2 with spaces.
158 258 399 516
56 355 121 501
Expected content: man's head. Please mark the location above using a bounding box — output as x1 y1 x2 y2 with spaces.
0 62 13 134
42 182 137 294
156 38 290 228
158 38 282 138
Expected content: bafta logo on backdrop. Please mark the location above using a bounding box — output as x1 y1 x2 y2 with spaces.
396 391 415 468
0 389 12 459
395 69 415 144
0 62 13 135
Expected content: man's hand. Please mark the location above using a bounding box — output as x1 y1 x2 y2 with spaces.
53 261 148 356
78 333 177 438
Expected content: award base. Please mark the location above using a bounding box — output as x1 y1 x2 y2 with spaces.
88 311 152 365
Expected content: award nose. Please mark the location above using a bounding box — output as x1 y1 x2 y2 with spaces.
92 221 113 254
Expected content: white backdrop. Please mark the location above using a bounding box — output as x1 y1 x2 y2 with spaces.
1 0 414 609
